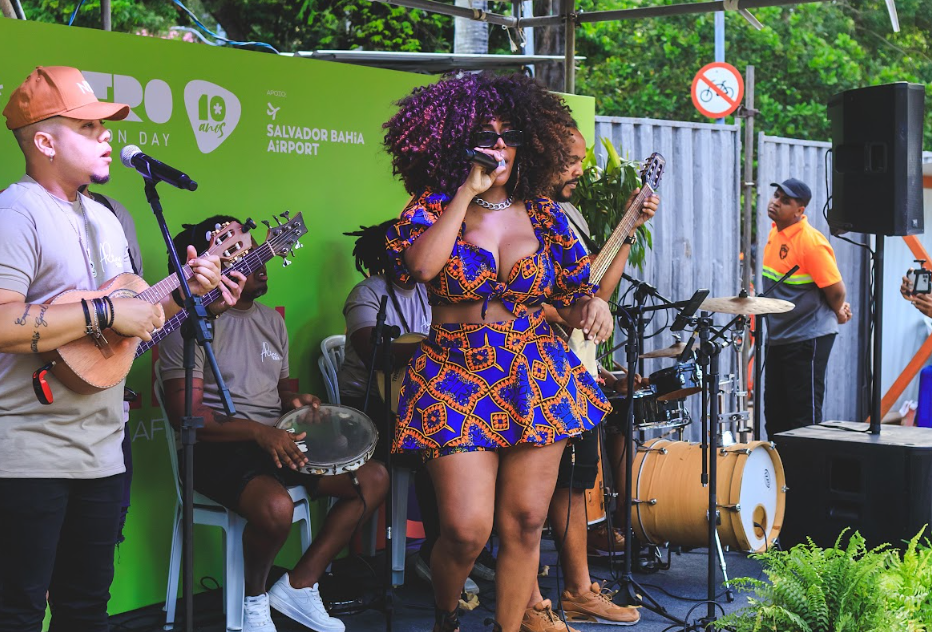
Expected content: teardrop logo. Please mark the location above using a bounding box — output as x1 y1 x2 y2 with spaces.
184 80 241 154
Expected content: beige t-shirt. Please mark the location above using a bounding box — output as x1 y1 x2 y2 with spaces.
559 201 598 376
158 302 290 426
0 177 133 478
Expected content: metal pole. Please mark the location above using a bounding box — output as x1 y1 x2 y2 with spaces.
372 0 517 26
741 66 755 394
519 0 832 27
870 237 884 434
714 11 724 124
564 0 575 94
101 0 111 30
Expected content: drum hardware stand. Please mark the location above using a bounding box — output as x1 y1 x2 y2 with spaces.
141 178 237 632
362 295 401 632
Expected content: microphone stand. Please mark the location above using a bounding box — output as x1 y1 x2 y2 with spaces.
362 296 400 632
143 179 236 632
612 293 689 628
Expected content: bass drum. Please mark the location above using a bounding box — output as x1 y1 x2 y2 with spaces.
276 405 378 476
631 439 786 552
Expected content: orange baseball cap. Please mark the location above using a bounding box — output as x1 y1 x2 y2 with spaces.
3 66 130 131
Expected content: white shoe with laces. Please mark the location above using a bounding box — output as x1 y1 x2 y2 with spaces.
243 593 277 632
268 572 345 632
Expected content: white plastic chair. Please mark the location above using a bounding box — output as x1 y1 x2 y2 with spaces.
318 334 346 405
155 362 314 631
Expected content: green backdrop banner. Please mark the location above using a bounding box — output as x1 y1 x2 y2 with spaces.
0 18 594 617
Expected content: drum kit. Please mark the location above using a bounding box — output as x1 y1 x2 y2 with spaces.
589 287 795 628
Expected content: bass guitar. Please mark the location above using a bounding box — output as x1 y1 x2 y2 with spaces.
554 152 666 348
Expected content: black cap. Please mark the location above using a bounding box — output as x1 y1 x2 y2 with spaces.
770 178 812 206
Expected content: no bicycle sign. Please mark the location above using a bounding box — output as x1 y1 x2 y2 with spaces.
691 62 744 119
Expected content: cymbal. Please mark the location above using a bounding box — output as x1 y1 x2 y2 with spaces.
699 296 795 315
639 342 687 359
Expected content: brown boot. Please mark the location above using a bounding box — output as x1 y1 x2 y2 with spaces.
561 582 640 626
520 599 580 632
586 525 626 557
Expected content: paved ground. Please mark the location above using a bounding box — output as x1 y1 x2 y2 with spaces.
110 537 764 632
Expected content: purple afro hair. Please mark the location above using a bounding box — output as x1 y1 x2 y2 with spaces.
383 72 575 200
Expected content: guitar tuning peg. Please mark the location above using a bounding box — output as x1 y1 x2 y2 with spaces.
244 218 257 231
282 258 292 267
281 210 291 220
262 220 271 229
273 216 283 226
214 223 222 231
293 241 303 249
289 248 296 259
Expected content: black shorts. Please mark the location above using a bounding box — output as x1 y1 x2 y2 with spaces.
183 441 321 511
555 428 599 490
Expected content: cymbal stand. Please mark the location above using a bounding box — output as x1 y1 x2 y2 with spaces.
695 312 726 628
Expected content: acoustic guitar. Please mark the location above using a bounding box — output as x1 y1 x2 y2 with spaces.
40 221 253 395
134 212 307 358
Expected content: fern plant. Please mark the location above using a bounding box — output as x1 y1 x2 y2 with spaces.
714 530 904 632
881 527 932 631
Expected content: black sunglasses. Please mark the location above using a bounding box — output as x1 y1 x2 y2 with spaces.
473 130 524 148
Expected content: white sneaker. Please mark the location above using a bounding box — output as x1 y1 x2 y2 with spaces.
268 572 345 632
243 593 276 632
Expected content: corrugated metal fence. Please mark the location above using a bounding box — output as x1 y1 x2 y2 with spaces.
594 116 742 443
590 119 881 441
756 134 870 429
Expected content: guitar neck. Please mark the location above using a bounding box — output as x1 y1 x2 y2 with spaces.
136 243 275 357
136 263 194 305
588 183 655 285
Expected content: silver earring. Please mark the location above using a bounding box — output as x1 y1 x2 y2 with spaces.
48 152 54 163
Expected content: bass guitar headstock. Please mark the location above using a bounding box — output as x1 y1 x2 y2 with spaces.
259 211 308 267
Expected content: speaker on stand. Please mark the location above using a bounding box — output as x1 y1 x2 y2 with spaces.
776 83 928 549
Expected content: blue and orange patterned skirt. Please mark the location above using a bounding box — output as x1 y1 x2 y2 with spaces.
393 309 611 460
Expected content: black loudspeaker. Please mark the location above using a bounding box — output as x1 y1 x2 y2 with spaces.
775 422 932 549
827 82 925 236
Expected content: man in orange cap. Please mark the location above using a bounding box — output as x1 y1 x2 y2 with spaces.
0 66 224 632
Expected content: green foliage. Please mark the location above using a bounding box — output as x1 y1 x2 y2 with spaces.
574 0 932 147
714 530 907 632
23 0 177 34
573 138 652 272
880 527 932 631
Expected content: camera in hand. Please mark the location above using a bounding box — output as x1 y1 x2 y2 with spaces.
907 259 932 295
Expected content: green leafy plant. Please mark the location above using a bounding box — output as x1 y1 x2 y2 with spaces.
573 137 653 272
714 530 904 632
880 527 932 631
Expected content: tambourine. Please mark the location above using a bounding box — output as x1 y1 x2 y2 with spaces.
276 404 378 476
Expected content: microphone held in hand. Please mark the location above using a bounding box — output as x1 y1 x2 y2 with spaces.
464 148 501 172
120 145 198 191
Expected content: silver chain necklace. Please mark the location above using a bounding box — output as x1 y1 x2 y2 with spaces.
473 195 514 211
44 187 97 278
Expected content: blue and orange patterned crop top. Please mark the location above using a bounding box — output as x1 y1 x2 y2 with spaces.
386 190 598 319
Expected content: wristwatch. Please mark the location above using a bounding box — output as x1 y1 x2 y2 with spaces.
623 234 637 245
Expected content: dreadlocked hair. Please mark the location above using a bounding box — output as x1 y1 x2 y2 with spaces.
344 220 397 279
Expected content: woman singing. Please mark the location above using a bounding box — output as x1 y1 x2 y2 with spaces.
383 73 613 632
